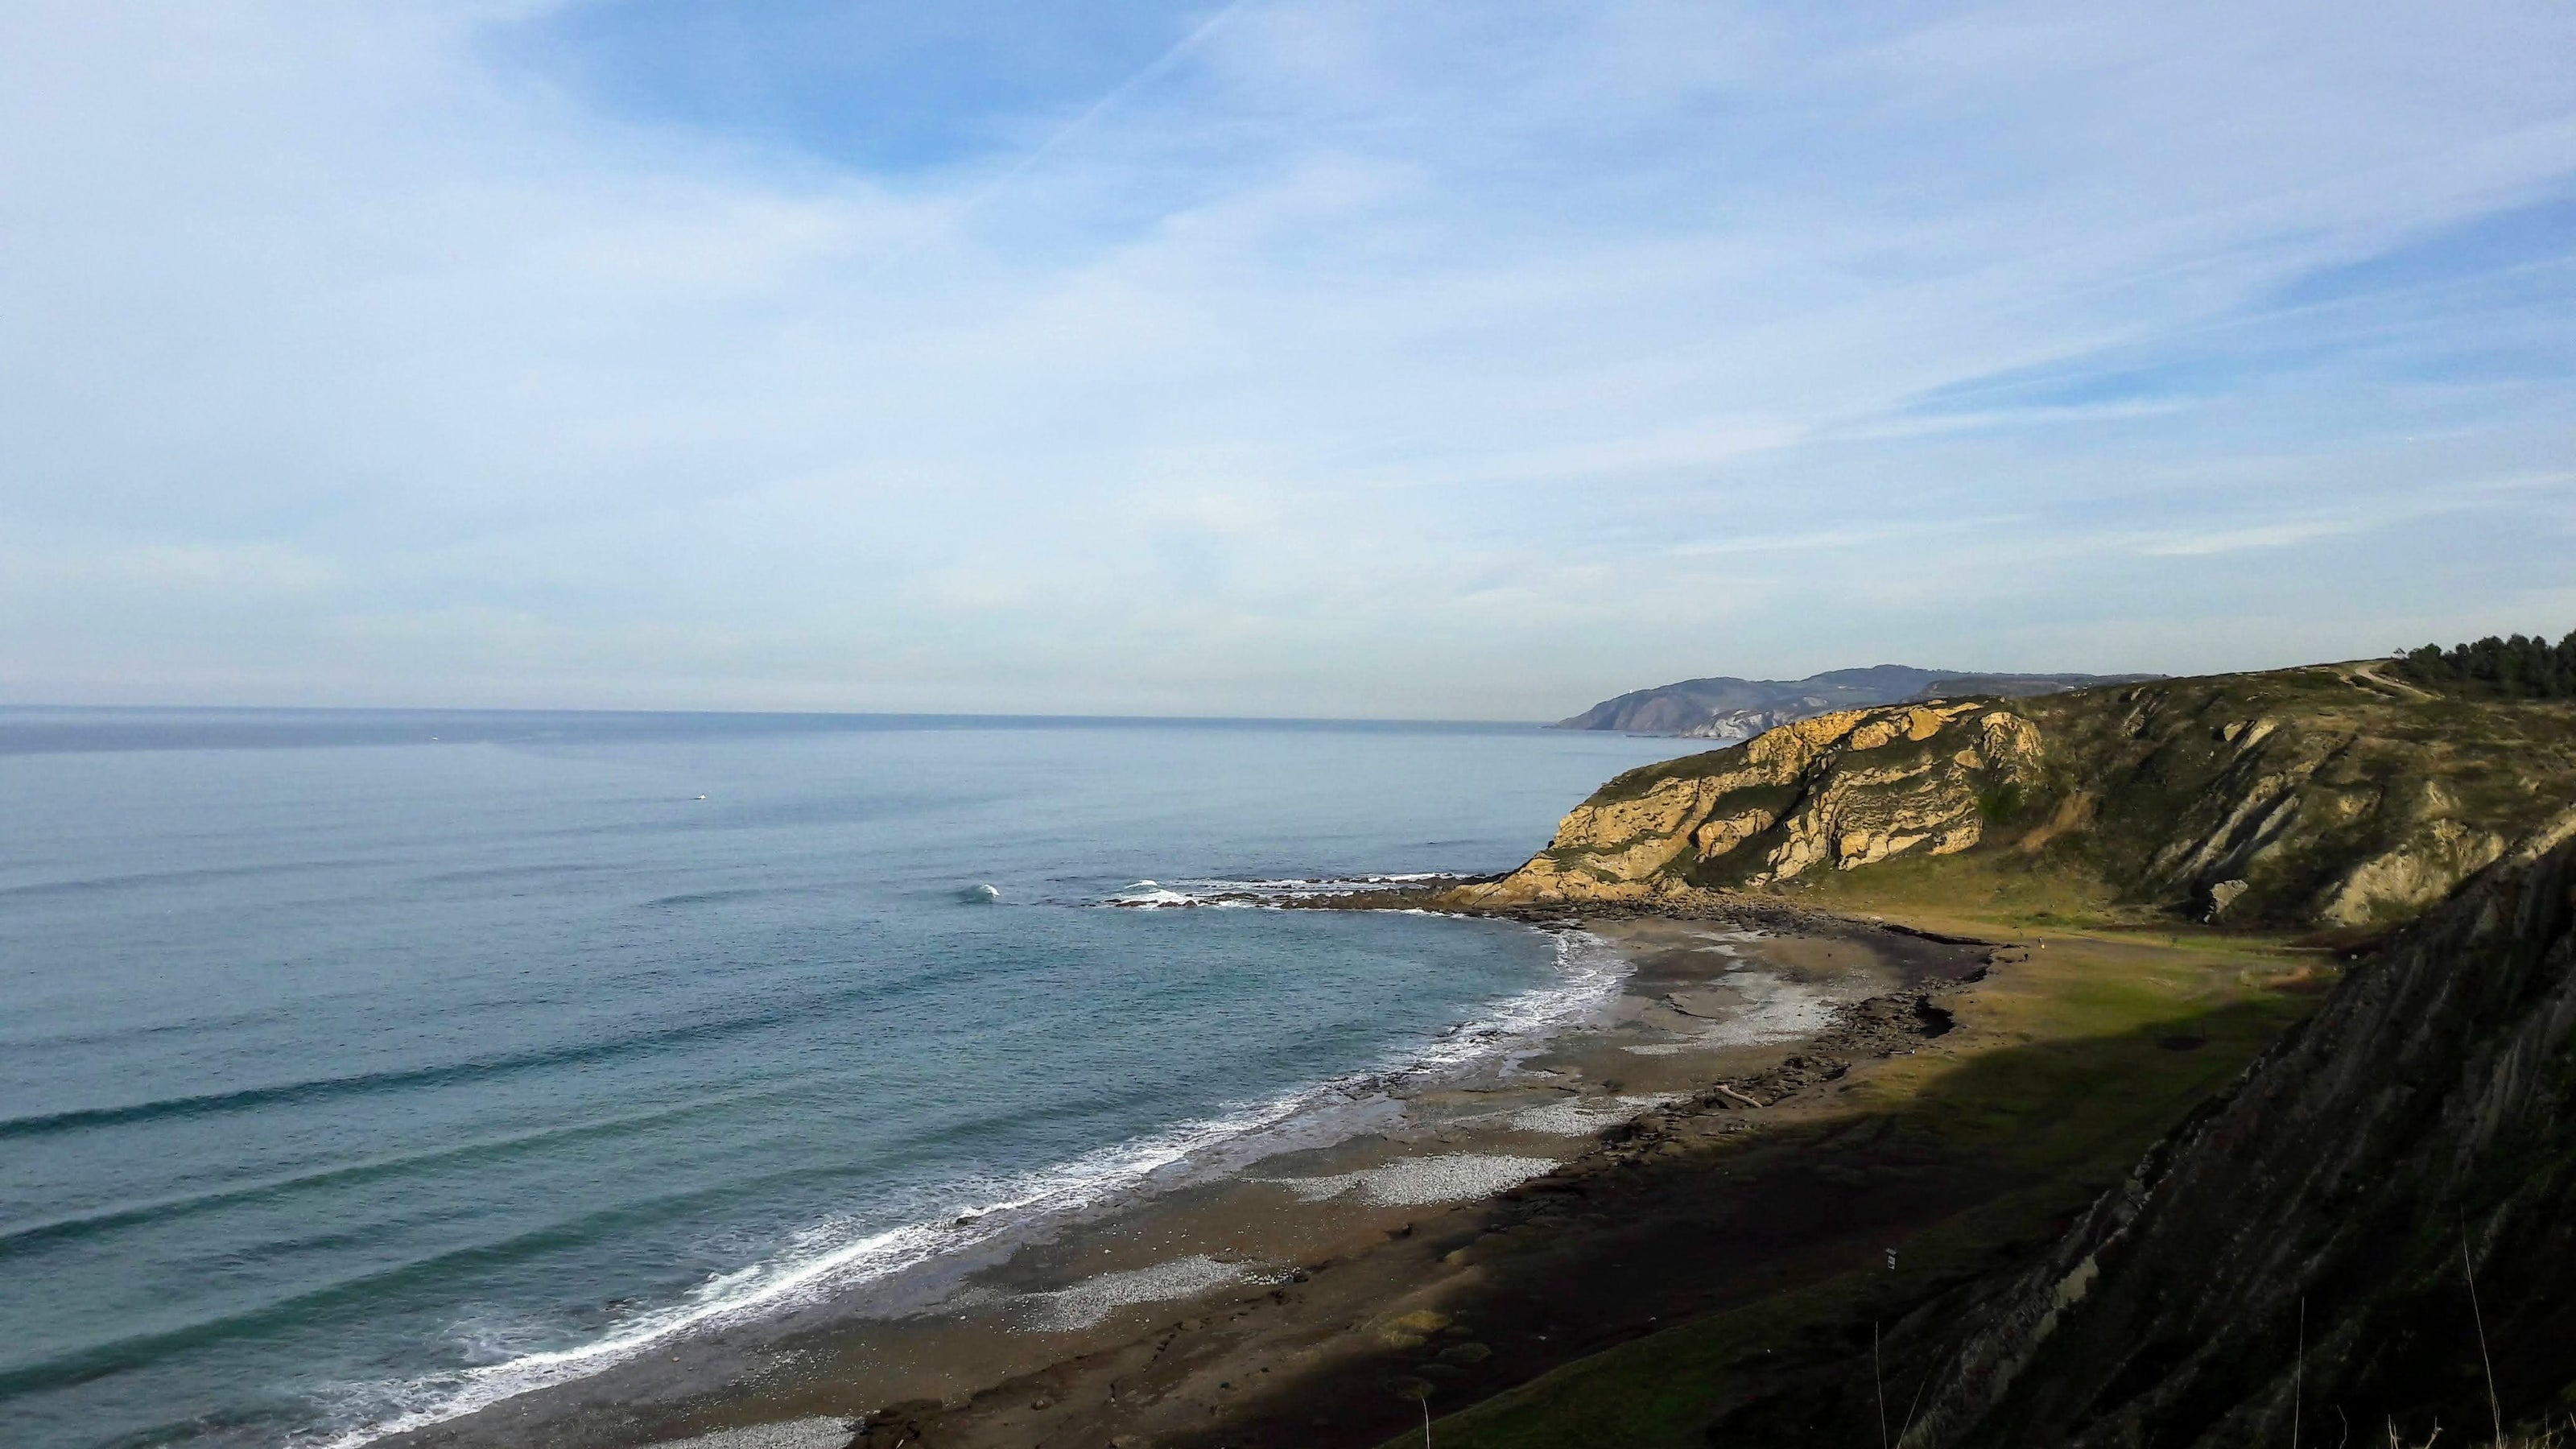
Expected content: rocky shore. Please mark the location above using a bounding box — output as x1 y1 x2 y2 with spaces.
378 898 2054 1449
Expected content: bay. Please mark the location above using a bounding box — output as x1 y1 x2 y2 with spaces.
0 709 1681 1448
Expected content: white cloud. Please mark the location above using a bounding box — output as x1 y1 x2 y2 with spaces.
0 0 2572 713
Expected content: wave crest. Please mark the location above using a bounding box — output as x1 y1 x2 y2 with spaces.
1102 873 1465 909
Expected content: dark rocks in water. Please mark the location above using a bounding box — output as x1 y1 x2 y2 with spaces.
1906 840 2576 1448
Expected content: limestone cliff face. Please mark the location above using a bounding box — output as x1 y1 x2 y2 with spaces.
1448 701 2043 907
1459 665 2576 928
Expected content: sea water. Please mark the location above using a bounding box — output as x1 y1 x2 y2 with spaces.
0 709 1684 1449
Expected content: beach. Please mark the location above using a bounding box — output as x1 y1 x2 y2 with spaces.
378 902 1996 1449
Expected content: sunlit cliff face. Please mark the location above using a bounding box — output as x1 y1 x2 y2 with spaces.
1455 667 2576 929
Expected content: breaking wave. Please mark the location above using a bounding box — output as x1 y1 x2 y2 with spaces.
1102 873 1465 909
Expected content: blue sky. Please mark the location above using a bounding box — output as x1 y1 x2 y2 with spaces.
1 1 2571 716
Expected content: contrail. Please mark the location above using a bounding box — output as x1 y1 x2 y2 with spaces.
964 0 1254 208
844 1 1254 285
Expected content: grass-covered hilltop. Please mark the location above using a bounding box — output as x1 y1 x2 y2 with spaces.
1370 636 2576 1449
1451 641 2576 935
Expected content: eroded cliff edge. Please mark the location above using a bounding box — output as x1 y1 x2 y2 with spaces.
1451 663 2576 931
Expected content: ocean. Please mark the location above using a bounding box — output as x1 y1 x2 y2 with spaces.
0 708 1683 1449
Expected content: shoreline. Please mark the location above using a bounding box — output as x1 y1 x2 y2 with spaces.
309 901 1603 1447
374 897 1994 1449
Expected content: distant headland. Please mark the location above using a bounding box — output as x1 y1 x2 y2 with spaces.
1553 664 2165 740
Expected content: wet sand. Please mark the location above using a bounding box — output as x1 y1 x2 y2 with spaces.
379 907 1992 1449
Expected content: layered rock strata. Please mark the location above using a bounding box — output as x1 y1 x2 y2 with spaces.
1449 703 2041 907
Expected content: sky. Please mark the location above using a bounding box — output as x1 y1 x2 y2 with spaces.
2 1 2572 720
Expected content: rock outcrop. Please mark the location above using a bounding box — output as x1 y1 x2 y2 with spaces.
1450 701 2041 907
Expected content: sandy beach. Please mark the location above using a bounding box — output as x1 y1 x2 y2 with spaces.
374 902 1996 1449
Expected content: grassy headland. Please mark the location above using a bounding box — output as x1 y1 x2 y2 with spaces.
1368 651 2576 1449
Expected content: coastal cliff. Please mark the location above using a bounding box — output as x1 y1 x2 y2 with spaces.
1908 833 2576 1447
1453 701 2041 903
1454 663 2576 931
1380 646 2576 1449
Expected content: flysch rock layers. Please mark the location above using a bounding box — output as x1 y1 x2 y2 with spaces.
1449 702 2042 907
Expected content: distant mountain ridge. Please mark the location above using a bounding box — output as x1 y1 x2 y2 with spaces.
1554 665 2161 738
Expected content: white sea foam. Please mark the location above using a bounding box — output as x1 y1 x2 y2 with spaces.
1269 1153 1559 1206
1404 929 1628 1075
305 1093 1334 1447
1106 886 1199 907
307 923 1630 1447
1018 1254 1257 1331
1104 879 1205 907
1100 873 1468 908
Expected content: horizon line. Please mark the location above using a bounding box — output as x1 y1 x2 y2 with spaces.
0 700 1567 729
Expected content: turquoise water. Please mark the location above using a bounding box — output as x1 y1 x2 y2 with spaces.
0 710 1682 1449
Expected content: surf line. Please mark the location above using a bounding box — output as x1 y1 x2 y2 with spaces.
312 920 1628 1447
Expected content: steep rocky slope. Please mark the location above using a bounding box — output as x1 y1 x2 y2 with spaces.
1455 663 2576 931
1906 834 2576 1447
